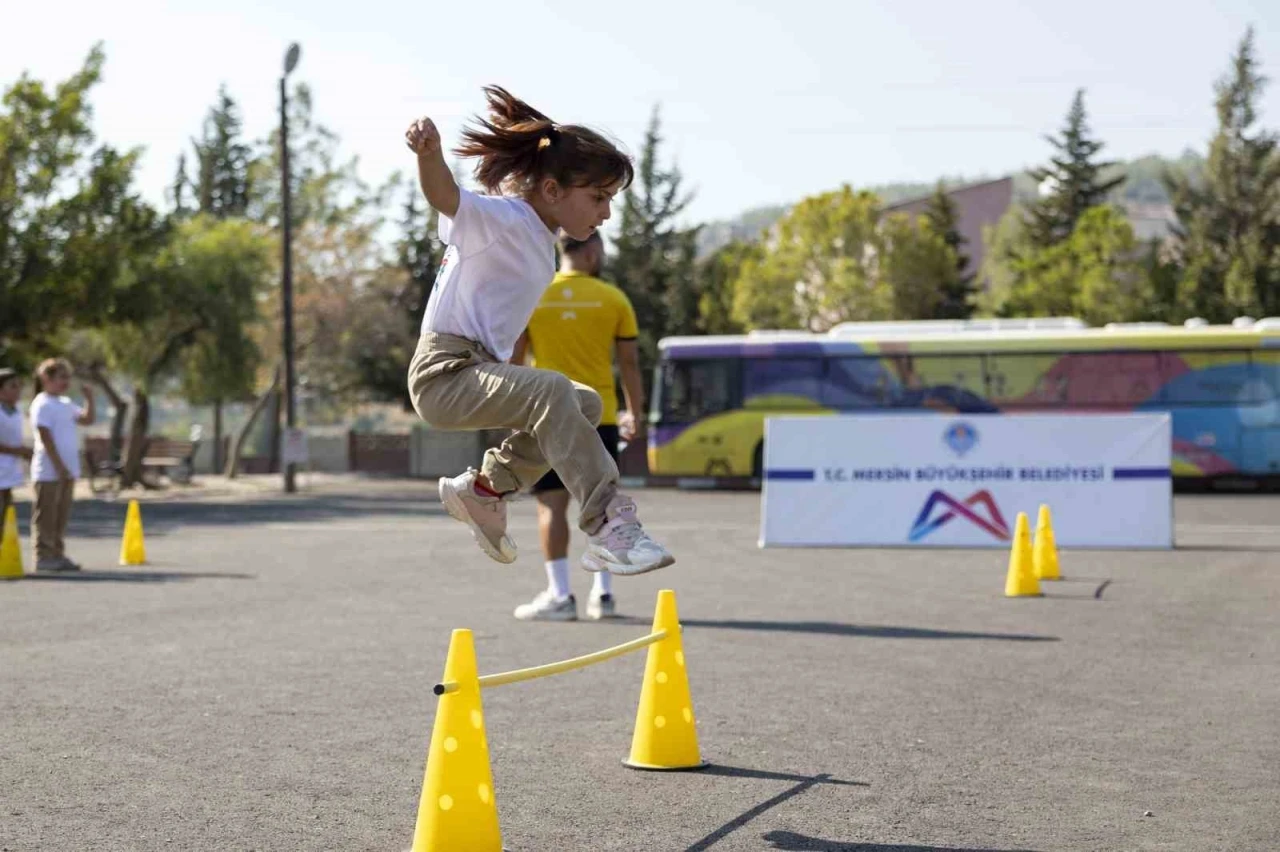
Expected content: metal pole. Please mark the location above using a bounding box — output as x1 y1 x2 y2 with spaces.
280 73 297 494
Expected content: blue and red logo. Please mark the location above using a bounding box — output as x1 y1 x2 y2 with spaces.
908 489 1011 542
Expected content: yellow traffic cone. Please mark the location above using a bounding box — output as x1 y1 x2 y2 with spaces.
1004 512 1041 598
1 505 23 580
1033 504 1061 581
119 499 146 566
411 629 502 852
624 589 708 771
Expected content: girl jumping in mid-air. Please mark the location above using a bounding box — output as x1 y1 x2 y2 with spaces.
404 86 674 576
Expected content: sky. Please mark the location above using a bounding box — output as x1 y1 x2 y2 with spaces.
4 0 1280 227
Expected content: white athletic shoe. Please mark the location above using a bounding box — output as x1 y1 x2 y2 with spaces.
586 592 617 621
514 590 578 622
581 495 674 576
438 469 517 564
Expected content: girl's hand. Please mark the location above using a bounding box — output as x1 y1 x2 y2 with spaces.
405 117 442 157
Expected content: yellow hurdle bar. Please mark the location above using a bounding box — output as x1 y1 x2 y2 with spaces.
434 629 667 695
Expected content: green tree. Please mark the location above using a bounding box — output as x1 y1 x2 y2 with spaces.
881 211 960 320
165 86 264 467
247 83 372 230
694 241 759 334
730 186 892 331
1026 90 1126 248
190 86 254 220
102 216 272 486
1165 26 1280 322
606 107 700 387
980 206 1148 325
0 44 165 366
922 182 975 318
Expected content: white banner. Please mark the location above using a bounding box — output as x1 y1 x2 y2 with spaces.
760 413 1172 549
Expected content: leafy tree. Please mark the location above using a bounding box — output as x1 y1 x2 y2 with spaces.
881 211 960 320
0 44 165 366
731 186 891 331
980 206 1148 325
694 241 759 335
102 216 272 486
1165 26 1280 322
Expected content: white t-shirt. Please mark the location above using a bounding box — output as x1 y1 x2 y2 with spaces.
0 405 24 490
30 393 83 482
421 188 558 362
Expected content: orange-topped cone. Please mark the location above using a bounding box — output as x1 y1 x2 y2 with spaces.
1004 512 1042 598
411 629 502 852
624 590 707 771
1033 504 1061 580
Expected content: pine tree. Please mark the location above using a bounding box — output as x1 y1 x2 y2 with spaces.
1026 90 1125 248
1166 26 1280 321
922 182 975 318
171 152 192 218
191 86 254 219
606 106 699 390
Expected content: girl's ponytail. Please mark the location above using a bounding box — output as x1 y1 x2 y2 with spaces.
454 85 633 196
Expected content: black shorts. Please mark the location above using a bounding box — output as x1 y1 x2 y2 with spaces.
530 425 620 494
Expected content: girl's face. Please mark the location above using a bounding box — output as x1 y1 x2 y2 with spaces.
0 379 20 406
42 369 71 396
540 179 621 241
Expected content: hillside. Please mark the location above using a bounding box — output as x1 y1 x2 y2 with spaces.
695 151 1205 257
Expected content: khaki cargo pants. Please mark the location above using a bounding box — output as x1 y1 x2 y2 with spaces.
408 332 619 535
32 479 75 562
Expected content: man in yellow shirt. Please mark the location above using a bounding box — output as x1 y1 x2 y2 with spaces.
510 231 645 621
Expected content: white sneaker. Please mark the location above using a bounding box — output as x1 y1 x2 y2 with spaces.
586 592 617 620
438 469 517 564
514 590 578 621
581 495 674 576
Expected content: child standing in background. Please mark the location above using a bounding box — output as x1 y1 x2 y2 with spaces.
30 358 94 572
0 368 31 521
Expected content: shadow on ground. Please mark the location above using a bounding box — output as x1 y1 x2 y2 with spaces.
19 570 255 584
611 616 1057 643
683 766 867 852
761 833 1043 852
4 490 443 541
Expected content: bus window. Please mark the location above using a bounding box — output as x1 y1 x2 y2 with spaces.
1162 350 1262 405
1063 352 1163 407
884 355 992 411
659 359 741 423
823 357 887 409
985 353 1068 407
743 357 824 408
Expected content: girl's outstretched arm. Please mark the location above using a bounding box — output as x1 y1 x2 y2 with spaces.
405 116 459 218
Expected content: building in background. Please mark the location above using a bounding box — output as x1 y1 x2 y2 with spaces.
882 177 1014 289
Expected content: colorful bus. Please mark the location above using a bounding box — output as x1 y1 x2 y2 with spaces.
646 317 1280 487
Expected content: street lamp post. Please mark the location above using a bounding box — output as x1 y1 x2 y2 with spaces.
280 43 301 493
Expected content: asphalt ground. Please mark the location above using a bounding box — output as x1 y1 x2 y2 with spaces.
2 480 1277 851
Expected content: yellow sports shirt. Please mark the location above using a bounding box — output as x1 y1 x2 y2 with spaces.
525 271 639 427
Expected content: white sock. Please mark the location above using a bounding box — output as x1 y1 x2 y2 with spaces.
591 569 613 598
545 558 571 600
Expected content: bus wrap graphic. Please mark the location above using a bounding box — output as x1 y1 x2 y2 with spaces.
908 489 1011 543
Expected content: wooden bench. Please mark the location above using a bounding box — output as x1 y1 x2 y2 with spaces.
142 438 196 479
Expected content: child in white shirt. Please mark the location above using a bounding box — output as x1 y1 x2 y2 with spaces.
30 358 95 572
0 368 31 522
404 86 674 576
